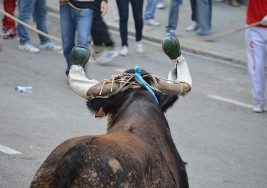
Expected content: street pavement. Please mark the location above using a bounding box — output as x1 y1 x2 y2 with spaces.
46 0 248 66
1 2 267 187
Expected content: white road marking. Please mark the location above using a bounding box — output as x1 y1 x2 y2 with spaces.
0 144 22 155
207 95 253 109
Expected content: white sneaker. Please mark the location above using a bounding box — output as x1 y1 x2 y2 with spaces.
19 43 40 53
136 41 144 53
186 21 199 32
145 19 160 26
40 41 62 51
96 50 119 63
119 46 128 56
253 104 264 113
156 2 165 9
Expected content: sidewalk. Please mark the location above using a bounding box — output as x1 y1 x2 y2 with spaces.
46 0 248 66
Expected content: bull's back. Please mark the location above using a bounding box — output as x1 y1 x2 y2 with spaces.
30 132 181 188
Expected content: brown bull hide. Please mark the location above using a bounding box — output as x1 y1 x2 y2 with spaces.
30 70 189 188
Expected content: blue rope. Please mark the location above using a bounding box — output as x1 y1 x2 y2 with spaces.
134 66 159 104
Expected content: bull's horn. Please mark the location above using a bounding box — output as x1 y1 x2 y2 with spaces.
161 37 192 95
69 46 120 99
69 46 98 99
87 83 120 97
156 78 191 96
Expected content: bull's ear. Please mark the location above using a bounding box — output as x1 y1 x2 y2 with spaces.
95 107 106 117
86 99 106 115
156 93 178 112
86 98 115 118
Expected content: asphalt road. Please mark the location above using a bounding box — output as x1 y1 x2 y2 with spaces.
0 12 266 188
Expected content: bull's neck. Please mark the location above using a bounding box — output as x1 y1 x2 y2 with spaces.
107 99 169 134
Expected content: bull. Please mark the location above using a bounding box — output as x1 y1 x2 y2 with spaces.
30 37 192 188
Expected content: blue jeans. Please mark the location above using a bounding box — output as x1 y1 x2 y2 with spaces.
116 0 144 47
144 0 157 20
60 4 93 76
144 0 164 20
196 0 212 34
190 0 197 22
17 0 50 45
166 0 179 32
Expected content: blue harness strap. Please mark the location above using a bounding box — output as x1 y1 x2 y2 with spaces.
134 66 159 104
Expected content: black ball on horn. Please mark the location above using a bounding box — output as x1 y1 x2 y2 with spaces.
71 45 91 67
162 36 181 60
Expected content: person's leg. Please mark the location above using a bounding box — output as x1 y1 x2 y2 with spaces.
245 27 267 112
144 0 160 26
196 0 212 35
92 0 114 47
75 8 93 74
191 0 197 22
35 0 61 50
91 1 118 63
166 0 179 34
116 0 129 47
2 0 17 32
156 0 165 9
2 0 7 32
60 4 76 76
17 0 35 44
34 0 50 44
144 0 156 20
130 0 144 42
131 0 144 53
186 0 199 32
75 9 93 47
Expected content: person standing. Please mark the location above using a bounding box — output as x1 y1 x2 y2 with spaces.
186 0 199 32
91 0 118 63
116 0 144 56
144 0 161 26
17 0 61 53
2 0 17 39
185 0 212 36
245 0 267 113
60 0 107 80
165 0 182 37
196 0 213 36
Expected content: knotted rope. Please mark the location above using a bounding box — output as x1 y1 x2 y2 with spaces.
91 70 183 99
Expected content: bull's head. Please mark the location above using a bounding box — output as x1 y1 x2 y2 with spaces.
69 37 192 101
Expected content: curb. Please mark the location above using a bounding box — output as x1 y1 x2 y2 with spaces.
105 24 247 67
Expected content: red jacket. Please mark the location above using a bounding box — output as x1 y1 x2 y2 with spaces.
246 0 267 27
